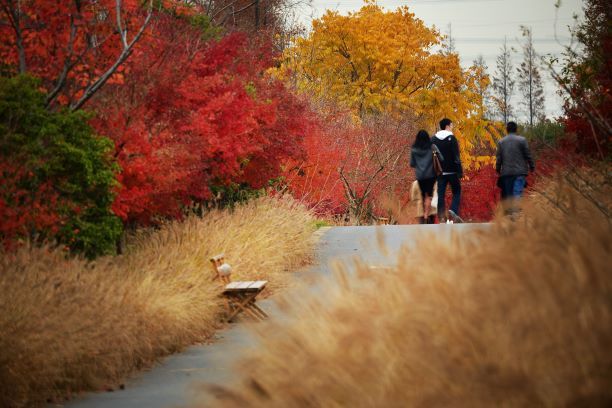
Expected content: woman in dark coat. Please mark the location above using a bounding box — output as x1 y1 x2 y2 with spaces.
410 130 442 223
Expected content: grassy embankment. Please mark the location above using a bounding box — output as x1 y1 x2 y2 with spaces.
0 196 316 407
204 172 612 407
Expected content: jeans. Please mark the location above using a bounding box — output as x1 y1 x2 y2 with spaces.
499 175 526 218
513 176 526 196
437 174 461 218
500 175 526 199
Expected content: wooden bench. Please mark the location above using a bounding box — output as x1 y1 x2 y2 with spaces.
210 254 268 322
223 280 268 322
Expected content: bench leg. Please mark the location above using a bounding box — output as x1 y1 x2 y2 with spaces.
243 304 264 321
226 307 239 323
249 302 268 319
226 293 261 322
226 299 247 322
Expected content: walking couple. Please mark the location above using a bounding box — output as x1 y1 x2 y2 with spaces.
410 119 536 224
410 118 463 224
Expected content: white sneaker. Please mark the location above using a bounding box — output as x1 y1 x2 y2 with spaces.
448 210 464 223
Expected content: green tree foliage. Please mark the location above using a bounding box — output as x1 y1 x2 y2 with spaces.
524 120 565 146
0 75 122 258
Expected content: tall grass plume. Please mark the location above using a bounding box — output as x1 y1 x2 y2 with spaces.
0 196 315 407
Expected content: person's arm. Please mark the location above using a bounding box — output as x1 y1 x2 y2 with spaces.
495 141 502 174
522 139 535 172
452 136 463 177
410 150 416 168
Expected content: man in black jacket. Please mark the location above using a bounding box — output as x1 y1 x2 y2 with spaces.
496 121 535 199
432 118 463 222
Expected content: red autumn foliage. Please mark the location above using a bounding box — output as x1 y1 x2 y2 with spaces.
0 0 172 107
2 1 316 228
91 16 313 224
558 0 611 158
282 109 347 216
284 107 414 221
460 165 499 222
0 162 66 249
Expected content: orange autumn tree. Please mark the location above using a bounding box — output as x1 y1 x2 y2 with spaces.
276 2 498 169
277 2 440 115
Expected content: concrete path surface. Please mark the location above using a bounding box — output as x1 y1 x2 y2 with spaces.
65 223 485 408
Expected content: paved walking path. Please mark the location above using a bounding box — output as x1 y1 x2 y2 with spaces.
66 223 484 408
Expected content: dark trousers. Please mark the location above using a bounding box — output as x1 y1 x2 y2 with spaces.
498 175 526 218
499 175 526 199
437 174 461 218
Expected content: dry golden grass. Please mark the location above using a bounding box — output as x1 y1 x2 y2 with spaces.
0 196 316 407
202 180 612 407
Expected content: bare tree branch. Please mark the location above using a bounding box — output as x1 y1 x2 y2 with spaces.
1 0 27 72
70 0 154 110
46 13 88 107
116 0 129 49
233 1 258 18
211 0 241 20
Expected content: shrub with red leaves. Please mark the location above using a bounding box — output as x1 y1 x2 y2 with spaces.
458 165 500 222
92 19 314 225
0 164 65 250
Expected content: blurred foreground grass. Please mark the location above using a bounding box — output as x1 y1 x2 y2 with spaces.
203 175 612 407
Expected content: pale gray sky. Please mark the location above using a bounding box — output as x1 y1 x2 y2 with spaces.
295 0 585 119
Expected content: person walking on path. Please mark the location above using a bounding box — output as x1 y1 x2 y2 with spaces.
410 130 442 224
432 118 463 223
495 121 535 213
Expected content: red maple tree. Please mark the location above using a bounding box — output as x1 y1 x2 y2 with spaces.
91 18 313 224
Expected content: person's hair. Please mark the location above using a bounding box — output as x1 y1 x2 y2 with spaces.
506 121 518 133
413 130 431 149
439 118 452 130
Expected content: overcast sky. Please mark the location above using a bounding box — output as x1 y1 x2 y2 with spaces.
294 0 585 119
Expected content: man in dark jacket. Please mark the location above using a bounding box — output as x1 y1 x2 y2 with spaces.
432 118 463 222
495 121 535 199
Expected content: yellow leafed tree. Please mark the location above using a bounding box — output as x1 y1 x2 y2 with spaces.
276 1 499 169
